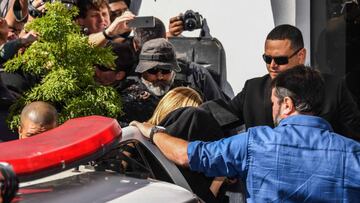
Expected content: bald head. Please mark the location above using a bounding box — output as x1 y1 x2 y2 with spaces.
19 101 58 139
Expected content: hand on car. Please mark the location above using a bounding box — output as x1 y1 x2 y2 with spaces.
167 15 183 37
105 11 135 36
129 121 154 138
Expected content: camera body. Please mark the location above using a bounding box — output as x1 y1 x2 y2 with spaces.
181 10 203 31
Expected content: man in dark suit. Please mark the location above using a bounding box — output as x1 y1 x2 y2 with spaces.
163 24 360 141
203 24 360 140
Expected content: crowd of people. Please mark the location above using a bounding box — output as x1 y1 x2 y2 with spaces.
1 0 360 202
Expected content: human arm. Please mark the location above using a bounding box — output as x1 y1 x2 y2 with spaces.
229 86 246 119
25 0 46 22
129 121 190 167
336 78 360 140
0 31 37 62
88 11 134 47
130 120 248 177
209 177 226 197
166 15 183 37
19 30 37 45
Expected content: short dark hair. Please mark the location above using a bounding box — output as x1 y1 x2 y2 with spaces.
133 17 166 50
98 41 135 73
271 65 325 115
266 24 304 51
76 0 109 19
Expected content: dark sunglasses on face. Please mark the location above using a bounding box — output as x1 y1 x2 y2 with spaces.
97 66 114 72
110 9 128 21
262 47 303 65
146 68 172 75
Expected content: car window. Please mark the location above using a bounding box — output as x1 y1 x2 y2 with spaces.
93 140 173 183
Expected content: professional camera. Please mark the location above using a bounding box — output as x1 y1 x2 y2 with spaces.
181 10 203 31
0 163 18 203
28 0 77 18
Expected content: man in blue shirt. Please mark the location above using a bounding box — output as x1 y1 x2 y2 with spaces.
131 65 360 202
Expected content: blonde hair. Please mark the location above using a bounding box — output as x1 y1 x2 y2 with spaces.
148 87 203 125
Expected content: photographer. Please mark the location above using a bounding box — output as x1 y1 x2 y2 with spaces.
167 10 203 37
75 0 134 47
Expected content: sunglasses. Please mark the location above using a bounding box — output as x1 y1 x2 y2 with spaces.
146 68 172 75
110 9 129 21
97 66 114 72
262 48 303 65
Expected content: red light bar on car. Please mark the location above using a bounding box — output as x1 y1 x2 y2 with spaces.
0 116 121 180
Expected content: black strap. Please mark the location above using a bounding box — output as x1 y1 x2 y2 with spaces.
102 29 116 40
139 53 174 62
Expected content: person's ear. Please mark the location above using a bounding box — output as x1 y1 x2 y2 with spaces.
282 96 295 115
76 18 90 32
18 125 23 139
115 71 126 80
298 48 306 64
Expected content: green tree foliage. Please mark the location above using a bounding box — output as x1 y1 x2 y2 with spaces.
4 2 122 129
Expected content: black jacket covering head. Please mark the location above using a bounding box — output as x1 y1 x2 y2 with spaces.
159 106 226 203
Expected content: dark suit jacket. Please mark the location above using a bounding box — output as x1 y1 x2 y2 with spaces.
208 73 360 140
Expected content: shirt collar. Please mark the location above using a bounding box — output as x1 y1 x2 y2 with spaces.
278 115 334 132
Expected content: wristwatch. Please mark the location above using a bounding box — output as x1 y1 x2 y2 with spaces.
102 29 116 40
149 126 166 144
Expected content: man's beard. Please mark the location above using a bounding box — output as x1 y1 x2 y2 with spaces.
273 108 283 127
141 74 175 96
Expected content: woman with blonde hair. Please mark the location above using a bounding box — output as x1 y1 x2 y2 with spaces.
146 86 227 202
148 86 203 125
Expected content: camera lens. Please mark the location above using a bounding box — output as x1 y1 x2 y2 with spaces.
185 19 197 31
182 10 202 31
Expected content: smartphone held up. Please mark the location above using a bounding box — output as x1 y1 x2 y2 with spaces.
127 16 156 28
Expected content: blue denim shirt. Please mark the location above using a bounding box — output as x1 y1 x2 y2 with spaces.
188 115 360 202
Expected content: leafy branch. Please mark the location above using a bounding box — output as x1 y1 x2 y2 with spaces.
4 2 122 130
